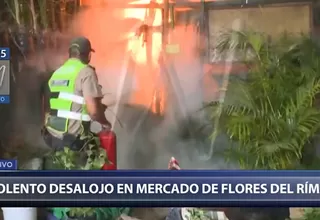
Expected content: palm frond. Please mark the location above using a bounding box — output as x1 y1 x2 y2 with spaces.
207 30 320 169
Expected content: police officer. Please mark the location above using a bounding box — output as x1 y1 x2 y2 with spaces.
42 36 111 151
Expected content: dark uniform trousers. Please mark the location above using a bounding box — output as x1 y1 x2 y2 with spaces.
42 128 86 151
41 128 90 169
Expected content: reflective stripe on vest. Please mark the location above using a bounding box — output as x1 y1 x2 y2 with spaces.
59 92 85 104
57 110 91 121
47 59 90 132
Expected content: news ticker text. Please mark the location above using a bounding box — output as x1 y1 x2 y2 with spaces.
0 170 320 207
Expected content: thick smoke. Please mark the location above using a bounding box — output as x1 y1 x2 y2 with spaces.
11 1 232 171
69 3 230 170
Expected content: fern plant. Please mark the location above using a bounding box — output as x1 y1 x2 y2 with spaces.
208 30 320 169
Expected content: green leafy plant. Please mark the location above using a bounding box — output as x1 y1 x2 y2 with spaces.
51 134 109 219
184 208 218 220
95 208 131 220
52 134 110 170
207 30 320 169
51 134 131 220
52 207 131 220
185 208 211 220
68 208 96 218
303 208 320 220
52 207 95 220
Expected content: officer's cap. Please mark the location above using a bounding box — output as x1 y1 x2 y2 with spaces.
69 36 95 54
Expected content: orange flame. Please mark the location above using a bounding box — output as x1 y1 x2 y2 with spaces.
123 0 164 112
124 0 162 65
77 0 165 113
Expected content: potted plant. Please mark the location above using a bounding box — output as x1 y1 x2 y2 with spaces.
50 134 108 220
1 138 48 220
50 135 131 220
52 133 109 170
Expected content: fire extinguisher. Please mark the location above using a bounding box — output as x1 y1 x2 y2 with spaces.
99 129 117 170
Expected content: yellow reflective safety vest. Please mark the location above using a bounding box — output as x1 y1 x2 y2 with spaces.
46 58 90 133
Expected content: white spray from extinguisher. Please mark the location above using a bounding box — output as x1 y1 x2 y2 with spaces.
199 19 242 161
110 10 152 130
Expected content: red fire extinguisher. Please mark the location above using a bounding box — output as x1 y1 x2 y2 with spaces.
99 130 117 170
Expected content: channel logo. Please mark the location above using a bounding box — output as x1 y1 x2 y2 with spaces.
0 47 10 104
0 65 6 88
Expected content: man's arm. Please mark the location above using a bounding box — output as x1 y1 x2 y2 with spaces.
85 97 111 127
81 67 111 128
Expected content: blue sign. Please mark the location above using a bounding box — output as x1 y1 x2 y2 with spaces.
0 95 10 104
0 159 17 170
0 171 318 207
0 48 10 60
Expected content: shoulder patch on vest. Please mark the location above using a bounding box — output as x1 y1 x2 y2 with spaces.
51 80 69 87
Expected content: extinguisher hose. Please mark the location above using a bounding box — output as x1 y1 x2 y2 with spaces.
105 108 124 128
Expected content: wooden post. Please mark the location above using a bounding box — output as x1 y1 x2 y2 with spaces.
163 0 169 45
158 0 170 115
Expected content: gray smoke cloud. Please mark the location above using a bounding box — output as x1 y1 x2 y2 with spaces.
9 4 234 172
3 6 238 219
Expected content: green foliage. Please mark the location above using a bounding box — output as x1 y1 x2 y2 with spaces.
52 134 109 219
52 134 110 170
303 208 320 220
68 208 96 218
51 134 131 220
186 208 210 220
53 207 131 220
52 208 69 219
207 30 320 170
52 207 95 219
95 208 131 220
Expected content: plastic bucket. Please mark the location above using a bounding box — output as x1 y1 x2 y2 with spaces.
21 157 43 170
2 208 37 220
2 158 43 220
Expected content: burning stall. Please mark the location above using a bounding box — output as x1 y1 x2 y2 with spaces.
76 0 313 118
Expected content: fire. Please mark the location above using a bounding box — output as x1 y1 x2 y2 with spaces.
124 0 163 65
122 0 164 113
78 0 165 113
